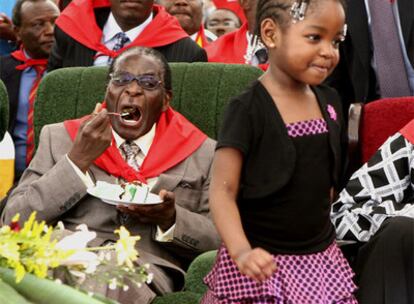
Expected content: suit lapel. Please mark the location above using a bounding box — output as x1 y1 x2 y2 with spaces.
151 158 187 194
1 56 22 132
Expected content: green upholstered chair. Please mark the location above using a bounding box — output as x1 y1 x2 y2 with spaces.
33 63 263 303
34 63 263 146
0 80 9 141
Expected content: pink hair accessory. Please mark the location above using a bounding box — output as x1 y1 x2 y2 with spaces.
327 105 337 121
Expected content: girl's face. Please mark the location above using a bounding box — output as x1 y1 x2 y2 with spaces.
266 0 345 86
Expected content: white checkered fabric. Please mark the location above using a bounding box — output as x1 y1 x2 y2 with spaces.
331 132 414 242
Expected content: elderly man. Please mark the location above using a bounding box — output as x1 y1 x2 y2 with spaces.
331 119 414 304
0 0 59 180
205 8 241 38
47 0 207 70
159 0 216 47
2 46 220 303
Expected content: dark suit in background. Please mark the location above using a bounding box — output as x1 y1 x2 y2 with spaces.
48 7 207 71
327 0 414 115
0 55 21 136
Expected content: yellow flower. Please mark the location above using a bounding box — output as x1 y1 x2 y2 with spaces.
114 226 140 268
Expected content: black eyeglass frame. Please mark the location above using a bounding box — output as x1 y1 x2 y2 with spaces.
109 72 163 91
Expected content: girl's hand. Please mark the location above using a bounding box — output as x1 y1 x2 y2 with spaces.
234 248 277 282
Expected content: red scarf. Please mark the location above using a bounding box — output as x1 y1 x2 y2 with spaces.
399 119 414 144
212 0 246 24
205 23 268 71
64 106 207 183
56 0 188 58
195 25 210 48
11 49 48 70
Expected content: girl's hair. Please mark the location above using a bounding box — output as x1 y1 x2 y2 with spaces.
255 0 346 38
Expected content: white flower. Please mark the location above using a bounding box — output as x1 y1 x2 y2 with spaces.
109 278 118 290
56 225 96 250
146 272 154 284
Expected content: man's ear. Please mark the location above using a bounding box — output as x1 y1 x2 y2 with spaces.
162 90 172 111
260 18 280 49
13 25 22 45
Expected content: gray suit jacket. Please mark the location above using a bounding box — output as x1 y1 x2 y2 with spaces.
1 122 220 301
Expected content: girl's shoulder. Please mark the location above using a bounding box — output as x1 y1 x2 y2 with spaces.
227 80 271 110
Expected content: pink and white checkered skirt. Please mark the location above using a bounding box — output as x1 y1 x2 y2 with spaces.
201 242 357 304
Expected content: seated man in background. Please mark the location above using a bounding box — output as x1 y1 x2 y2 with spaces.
159 0 217 47
331 119 414 304
205 0 268 69
205 8 241 38
48 0 207 70
2 47 220 303
0 0 59 181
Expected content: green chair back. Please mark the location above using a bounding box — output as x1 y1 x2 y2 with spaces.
34 63 263 146
0 80 9 141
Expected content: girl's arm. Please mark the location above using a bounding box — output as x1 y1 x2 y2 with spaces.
210 147 276 281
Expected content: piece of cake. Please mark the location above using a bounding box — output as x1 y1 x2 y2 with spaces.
120 181 150 203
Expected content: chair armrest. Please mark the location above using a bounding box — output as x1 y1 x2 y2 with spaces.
347 102 363 174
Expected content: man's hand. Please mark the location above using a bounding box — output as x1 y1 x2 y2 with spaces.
117 190 176 231
0 14 16 41
233 247 277 282
68 104 112 172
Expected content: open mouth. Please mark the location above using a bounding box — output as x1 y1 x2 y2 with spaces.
120 106 142 125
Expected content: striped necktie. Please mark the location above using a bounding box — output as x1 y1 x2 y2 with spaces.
369 0 411 97
26 65 46 165
108 32 130 64
120 141 140 171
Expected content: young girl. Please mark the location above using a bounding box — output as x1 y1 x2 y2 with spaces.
202 0 357 303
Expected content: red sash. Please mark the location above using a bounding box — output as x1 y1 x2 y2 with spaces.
56 0 188 58
11 49 48 70
212 0 246 24
195 25 210 48
399 119 414 144
64 106 207 183
205 23 268 71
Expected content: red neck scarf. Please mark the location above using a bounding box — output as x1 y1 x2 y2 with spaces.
205 23 268 71
64 106 207 183
11 49 48 71
195 25 209 48
399 119 414 144
56 0 188 58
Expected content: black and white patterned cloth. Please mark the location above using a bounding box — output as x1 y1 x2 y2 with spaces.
331 132 414 242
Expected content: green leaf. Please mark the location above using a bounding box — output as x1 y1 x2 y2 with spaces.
0 268 118 304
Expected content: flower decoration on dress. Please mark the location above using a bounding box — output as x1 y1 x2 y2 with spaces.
327 105 337 121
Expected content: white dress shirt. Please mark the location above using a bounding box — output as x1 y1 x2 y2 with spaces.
67 123 176 241
93 12 153 66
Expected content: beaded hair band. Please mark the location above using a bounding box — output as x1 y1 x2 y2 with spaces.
290 0 309 22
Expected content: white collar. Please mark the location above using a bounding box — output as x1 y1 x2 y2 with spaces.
112 123 156 157
102 12 154 44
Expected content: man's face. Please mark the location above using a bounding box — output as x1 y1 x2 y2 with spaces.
106 53 171 141
206 9 240 37
15 0 60 59
159 0 203 36
110 0 154 31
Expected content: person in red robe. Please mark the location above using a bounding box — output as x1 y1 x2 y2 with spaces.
159 0 217 48
48 0 207 71
205 0 268 70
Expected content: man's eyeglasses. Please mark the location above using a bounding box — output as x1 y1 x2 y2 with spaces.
110 72 163 90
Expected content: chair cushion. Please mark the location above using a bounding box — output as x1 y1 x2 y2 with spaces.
184 250 217 295
360 97 414 163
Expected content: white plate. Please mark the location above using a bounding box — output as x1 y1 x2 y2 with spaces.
87 182 163 206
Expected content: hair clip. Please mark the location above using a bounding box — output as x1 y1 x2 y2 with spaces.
290 0 308 23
